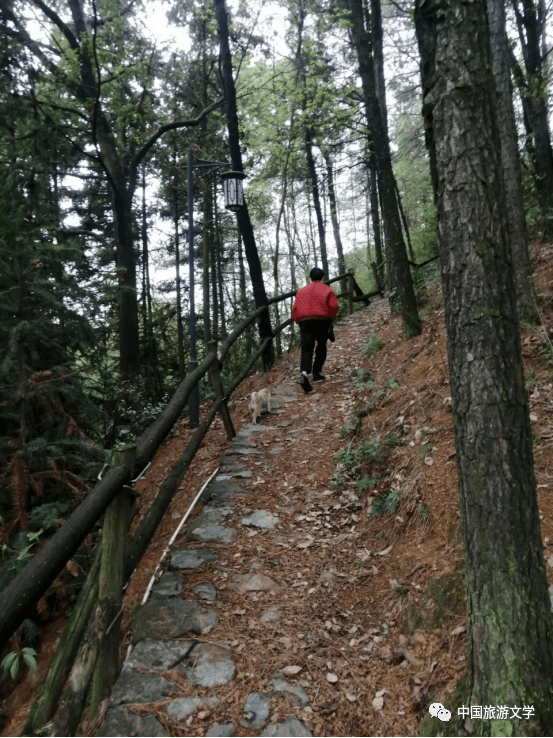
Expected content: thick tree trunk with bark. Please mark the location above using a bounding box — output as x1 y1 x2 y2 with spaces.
487 0 534 319
212 0 274 369
416 1 553 732
349 0 420 337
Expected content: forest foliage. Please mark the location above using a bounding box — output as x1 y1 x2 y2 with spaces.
1 0 551 694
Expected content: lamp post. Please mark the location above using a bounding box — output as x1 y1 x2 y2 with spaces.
187 153 245 427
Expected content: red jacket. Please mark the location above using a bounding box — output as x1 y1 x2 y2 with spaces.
292 281 339 324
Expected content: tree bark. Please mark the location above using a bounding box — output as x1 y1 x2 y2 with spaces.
322 145 346 292
368 154 384 281
212 0 274 369
415 1 553 732
348 0 421 337
304 126 329 276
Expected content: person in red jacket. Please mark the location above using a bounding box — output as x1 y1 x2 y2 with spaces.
292 267 339 392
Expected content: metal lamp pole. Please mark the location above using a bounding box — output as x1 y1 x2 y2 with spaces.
187 150 199 428
186 153 239 428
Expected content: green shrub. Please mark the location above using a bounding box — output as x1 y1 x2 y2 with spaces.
371 487 401 516
363 333 383 356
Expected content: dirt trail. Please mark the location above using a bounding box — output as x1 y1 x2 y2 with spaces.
6 250 553 737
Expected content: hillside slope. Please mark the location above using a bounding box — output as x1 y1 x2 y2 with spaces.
4 245 553 737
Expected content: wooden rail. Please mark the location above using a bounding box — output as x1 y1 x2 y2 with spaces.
10 268 378 735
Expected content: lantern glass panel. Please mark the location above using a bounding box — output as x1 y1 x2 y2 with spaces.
222 173 245 212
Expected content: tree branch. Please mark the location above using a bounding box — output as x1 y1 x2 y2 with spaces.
29 0 79 50
4 8 59 76
131 97 226 169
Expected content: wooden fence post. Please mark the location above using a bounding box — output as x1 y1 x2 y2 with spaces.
89 446 135 720
208 341 236 440
347 269 355 315
22 554 101 736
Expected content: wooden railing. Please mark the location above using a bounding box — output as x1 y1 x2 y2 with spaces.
1 268 379 736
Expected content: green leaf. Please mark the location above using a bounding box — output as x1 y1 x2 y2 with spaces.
22 647 37 671
2 651 19 680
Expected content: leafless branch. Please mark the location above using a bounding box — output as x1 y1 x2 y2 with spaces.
131 97 226 169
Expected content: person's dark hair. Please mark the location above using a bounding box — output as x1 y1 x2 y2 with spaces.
310 267 325 281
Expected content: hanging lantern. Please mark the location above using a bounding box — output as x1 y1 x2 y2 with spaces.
221 171 246 212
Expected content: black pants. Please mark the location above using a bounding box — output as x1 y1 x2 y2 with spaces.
299 319 331 374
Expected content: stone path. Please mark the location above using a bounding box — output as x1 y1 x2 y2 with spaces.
97 302 388 738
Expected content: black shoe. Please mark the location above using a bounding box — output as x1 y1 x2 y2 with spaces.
313 372 325 382
300 374 313 392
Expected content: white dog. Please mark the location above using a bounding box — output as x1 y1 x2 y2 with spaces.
249 389 271 424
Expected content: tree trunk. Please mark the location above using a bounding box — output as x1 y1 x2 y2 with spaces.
322 145 346 292
111 186 141 381
487 0 534 319
212 0 274 369
368 0 388 136
304 126 329 276
237 232 247 305
512 0 553 228
349 0 421 337
368 154 384 281
394 178 415 263
416 1 553 732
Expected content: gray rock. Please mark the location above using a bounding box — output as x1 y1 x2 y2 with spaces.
97 706 169 737
201 480 245 504
239 692 271 730
241 510 279 529
318 571 335 582
166 696 219 720
150 571 183 600
124 639 193 671
269 447 285 456
216 470 252 480
271 676 310 706
189 509 232 527
192 582 218 601
133 599 218 643
261 717 312 736
170 548 217 570
180 643 235 687
109 671 178 706
226 446 263 457
205 722 235 737
229 572 279 593
260 605 282 623
229 438 257 449
186 523 238 545
239 424 276 434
